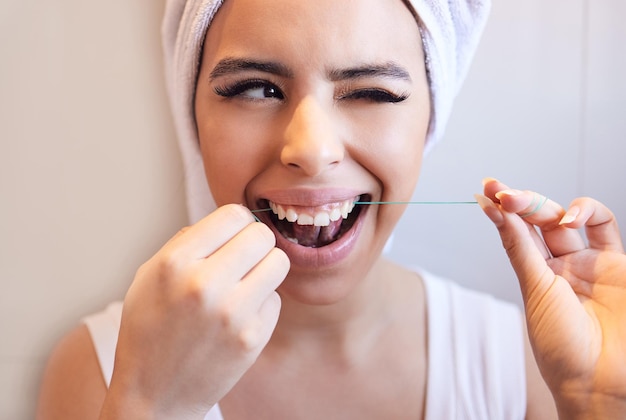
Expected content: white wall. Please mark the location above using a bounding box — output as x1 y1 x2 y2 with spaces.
1 0 624 418
393 0 626 304
0 0 187 418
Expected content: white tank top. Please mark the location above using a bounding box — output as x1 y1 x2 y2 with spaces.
84 270 526 419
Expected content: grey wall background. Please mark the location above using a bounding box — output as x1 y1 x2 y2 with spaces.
1 0 625 418
393 0 626 304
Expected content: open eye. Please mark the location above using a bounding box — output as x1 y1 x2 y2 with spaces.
214 80 285 100
338 88 409 104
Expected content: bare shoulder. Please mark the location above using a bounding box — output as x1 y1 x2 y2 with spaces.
523 325 558 420
36 324 107 420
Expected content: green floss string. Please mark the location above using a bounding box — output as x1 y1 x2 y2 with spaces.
251 208 272 214
354 201 477 205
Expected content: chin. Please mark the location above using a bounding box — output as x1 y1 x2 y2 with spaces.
275 260 370 306
274 227 390 307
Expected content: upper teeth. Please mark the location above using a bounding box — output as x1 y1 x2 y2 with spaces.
269 198 357 227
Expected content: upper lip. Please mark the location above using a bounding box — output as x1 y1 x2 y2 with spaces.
256 188 366 208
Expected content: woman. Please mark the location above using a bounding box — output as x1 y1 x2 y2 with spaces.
37 0 626 418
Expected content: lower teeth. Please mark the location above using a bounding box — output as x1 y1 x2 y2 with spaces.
266 198 364 248
274 216 352 248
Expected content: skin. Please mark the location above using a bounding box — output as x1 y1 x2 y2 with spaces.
194 0 429 307
479 179 626 418
199 0 430 417
36 0 626 418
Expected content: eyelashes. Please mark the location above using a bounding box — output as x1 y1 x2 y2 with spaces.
336 88 409 103
214 79 285 100
213 79 410 104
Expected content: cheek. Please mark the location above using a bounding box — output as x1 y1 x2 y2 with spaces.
198 117 274 206
350 108 426 200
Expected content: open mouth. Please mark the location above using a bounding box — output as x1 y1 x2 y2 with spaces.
259 195 368 248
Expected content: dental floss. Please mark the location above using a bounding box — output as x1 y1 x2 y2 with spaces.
354 201 477 205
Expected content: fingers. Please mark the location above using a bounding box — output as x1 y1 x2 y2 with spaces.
237 291 283 352
202 221 279 284
497 189 586 257
198 246 288 355
237 247 290 308
116 205 291 412
475 193 553 297
483 179 586 257
561 197 624 253
482 177 625 257
149 203 290 318
165 204 257 260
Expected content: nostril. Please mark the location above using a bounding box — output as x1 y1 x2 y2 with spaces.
280 142 344 176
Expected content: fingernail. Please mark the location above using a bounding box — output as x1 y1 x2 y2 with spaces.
474 194 504 224
559 206 580 225
474 193 496 210
481 177 497 187
495 189 523 200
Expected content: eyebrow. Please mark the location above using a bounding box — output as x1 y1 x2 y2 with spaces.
328 62 412 82
208 57 411 83
209 58 294 81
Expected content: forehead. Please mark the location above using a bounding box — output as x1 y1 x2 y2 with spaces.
203 0 425 72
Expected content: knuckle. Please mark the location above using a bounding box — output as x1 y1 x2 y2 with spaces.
167 225 192 244
275 247 290 265
245 222 276 248
134 260 151 279
237 328 260 352
215 305 265 353
269 248 291 274
215 302 242 332
220 203 254 225
182 276 210 307
237 317 271 353
177 225 192 235
156 247 186 277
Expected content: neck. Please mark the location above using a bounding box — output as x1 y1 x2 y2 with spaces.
269 258 398 361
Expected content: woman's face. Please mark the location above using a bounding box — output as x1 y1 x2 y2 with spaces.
195 0 430 304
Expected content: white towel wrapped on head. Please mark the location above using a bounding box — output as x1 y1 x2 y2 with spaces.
162 0 491 223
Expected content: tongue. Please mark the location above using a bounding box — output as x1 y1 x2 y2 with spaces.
292 219 343 247
318 219 343 245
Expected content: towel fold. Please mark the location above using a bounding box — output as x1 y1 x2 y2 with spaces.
162 0 491 223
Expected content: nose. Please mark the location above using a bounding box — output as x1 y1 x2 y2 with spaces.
280 96 344 177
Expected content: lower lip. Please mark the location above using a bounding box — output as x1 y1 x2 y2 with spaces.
260 209 366 268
